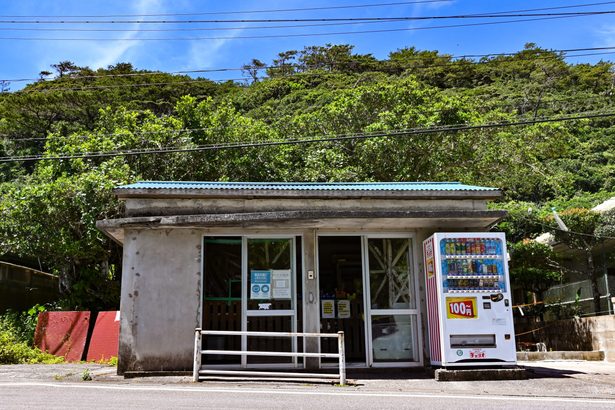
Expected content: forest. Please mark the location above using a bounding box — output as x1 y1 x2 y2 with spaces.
0 43 614 311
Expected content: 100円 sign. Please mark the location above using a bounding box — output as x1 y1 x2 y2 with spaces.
446 297 477 319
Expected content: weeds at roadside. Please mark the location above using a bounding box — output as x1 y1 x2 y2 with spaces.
81 369 92 381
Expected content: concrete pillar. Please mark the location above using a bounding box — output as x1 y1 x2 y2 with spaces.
302 229 319 369
415 228 433 366
117 228 201 374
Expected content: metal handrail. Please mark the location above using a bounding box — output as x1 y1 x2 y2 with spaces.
193 328 346 385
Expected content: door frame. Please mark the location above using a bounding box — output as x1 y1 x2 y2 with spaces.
363 233 424 368
201 232 304 369
316 232 423 368
242 234 299 368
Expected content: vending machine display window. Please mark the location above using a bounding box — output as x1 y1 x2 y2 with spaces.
440 238 506 294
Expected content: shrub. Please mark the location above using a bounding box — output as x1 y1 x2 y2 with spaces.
0 304 46 345
0 329 63 364
0 305 63 364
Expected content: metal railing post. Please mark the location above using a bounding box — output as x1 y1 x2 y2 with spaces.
337 331 346 386
193 328 202 382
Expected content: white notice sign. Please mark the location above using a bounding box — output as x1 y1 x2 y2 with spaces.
321 299 335 319
271 269 291 299
337 300 351 319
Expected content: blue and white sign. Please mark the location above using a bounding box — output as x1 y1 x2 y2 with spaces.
250 270 272 300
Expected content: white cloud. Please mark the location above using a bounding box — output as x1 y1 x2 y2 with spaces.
596 25 615 46
88 0 163 69
185 28 245 69
32 0 164 72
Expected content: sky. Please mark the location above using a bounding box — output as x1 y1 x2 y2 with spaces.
0 0 614 88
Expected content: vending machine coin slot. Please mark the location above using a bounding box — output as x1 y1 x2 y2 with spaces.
490 293 504 302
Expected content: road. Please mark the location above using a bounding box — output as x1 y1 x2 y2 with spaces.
1 382 614 410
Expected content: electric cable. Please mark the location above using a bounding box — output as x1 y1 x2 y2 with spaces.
2 95 612 143
0 10 614 24
1 46 613 91
2 2 614 33
1 1 612 18
0 1 453 18
0 15 601 42
0 111 612 163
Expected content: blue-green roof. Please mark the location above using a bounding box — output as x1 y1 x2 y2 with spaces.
117 181 498 192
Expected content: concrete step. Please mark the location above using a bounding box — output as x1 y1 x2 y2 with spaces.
435 367 527 382
517 351 605 361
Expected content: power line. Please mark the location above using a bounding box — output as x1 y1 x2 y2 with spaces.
457 1 615 16
0 11 614 24
2 46 614 89
16 78 239 93
2 1 613 18
0 1 453 18
0 15 596 42
0 19 415 33
1 2 614 33
1 111 612 163
3 94 609 142
519 214 615 241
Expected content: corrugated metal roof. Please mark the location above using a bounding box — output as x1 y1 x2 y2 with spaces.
117 181 498 192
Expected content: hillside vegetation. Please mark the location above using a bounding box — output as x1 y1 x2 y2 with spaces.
0 43 613 309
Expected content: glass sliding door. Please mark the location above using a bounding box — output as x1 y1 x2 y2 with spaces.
365 237 420 365
202 236 242 365
243 237 297 367
317 236 366 365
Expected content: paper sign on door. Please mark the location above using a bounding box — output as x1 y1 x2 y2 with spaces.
271 269 291 299
250 270 271 300
321 300 335 319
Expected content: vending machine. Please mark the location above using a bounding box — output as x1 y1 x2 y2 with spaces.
423 232 516 367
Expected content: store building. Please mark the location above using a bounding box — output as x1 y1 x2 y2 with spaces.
96 181 505 374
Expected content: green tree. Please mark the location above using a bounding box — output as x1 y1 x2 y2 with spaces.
550 208 615 314
508 239 562 317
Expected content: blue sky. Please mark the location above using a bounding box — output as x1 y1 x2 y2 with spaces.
1 0 614 87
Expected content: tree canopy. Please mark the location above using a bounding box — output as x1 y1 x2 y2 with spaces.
0 44 614 309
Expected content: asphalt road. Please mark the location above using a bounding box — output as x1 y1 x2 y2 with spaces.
1 382 614 410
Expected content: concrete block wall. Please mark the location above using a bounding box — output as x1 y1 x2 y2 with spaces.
591 315 615 361
516 315 615 362
118 228 202 374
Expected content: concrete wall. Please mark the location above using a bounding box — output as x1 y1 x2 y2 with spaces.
118 228 202 374
123 197 488 217
591 315 615 361
516 316 615 362
0 261 59 312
